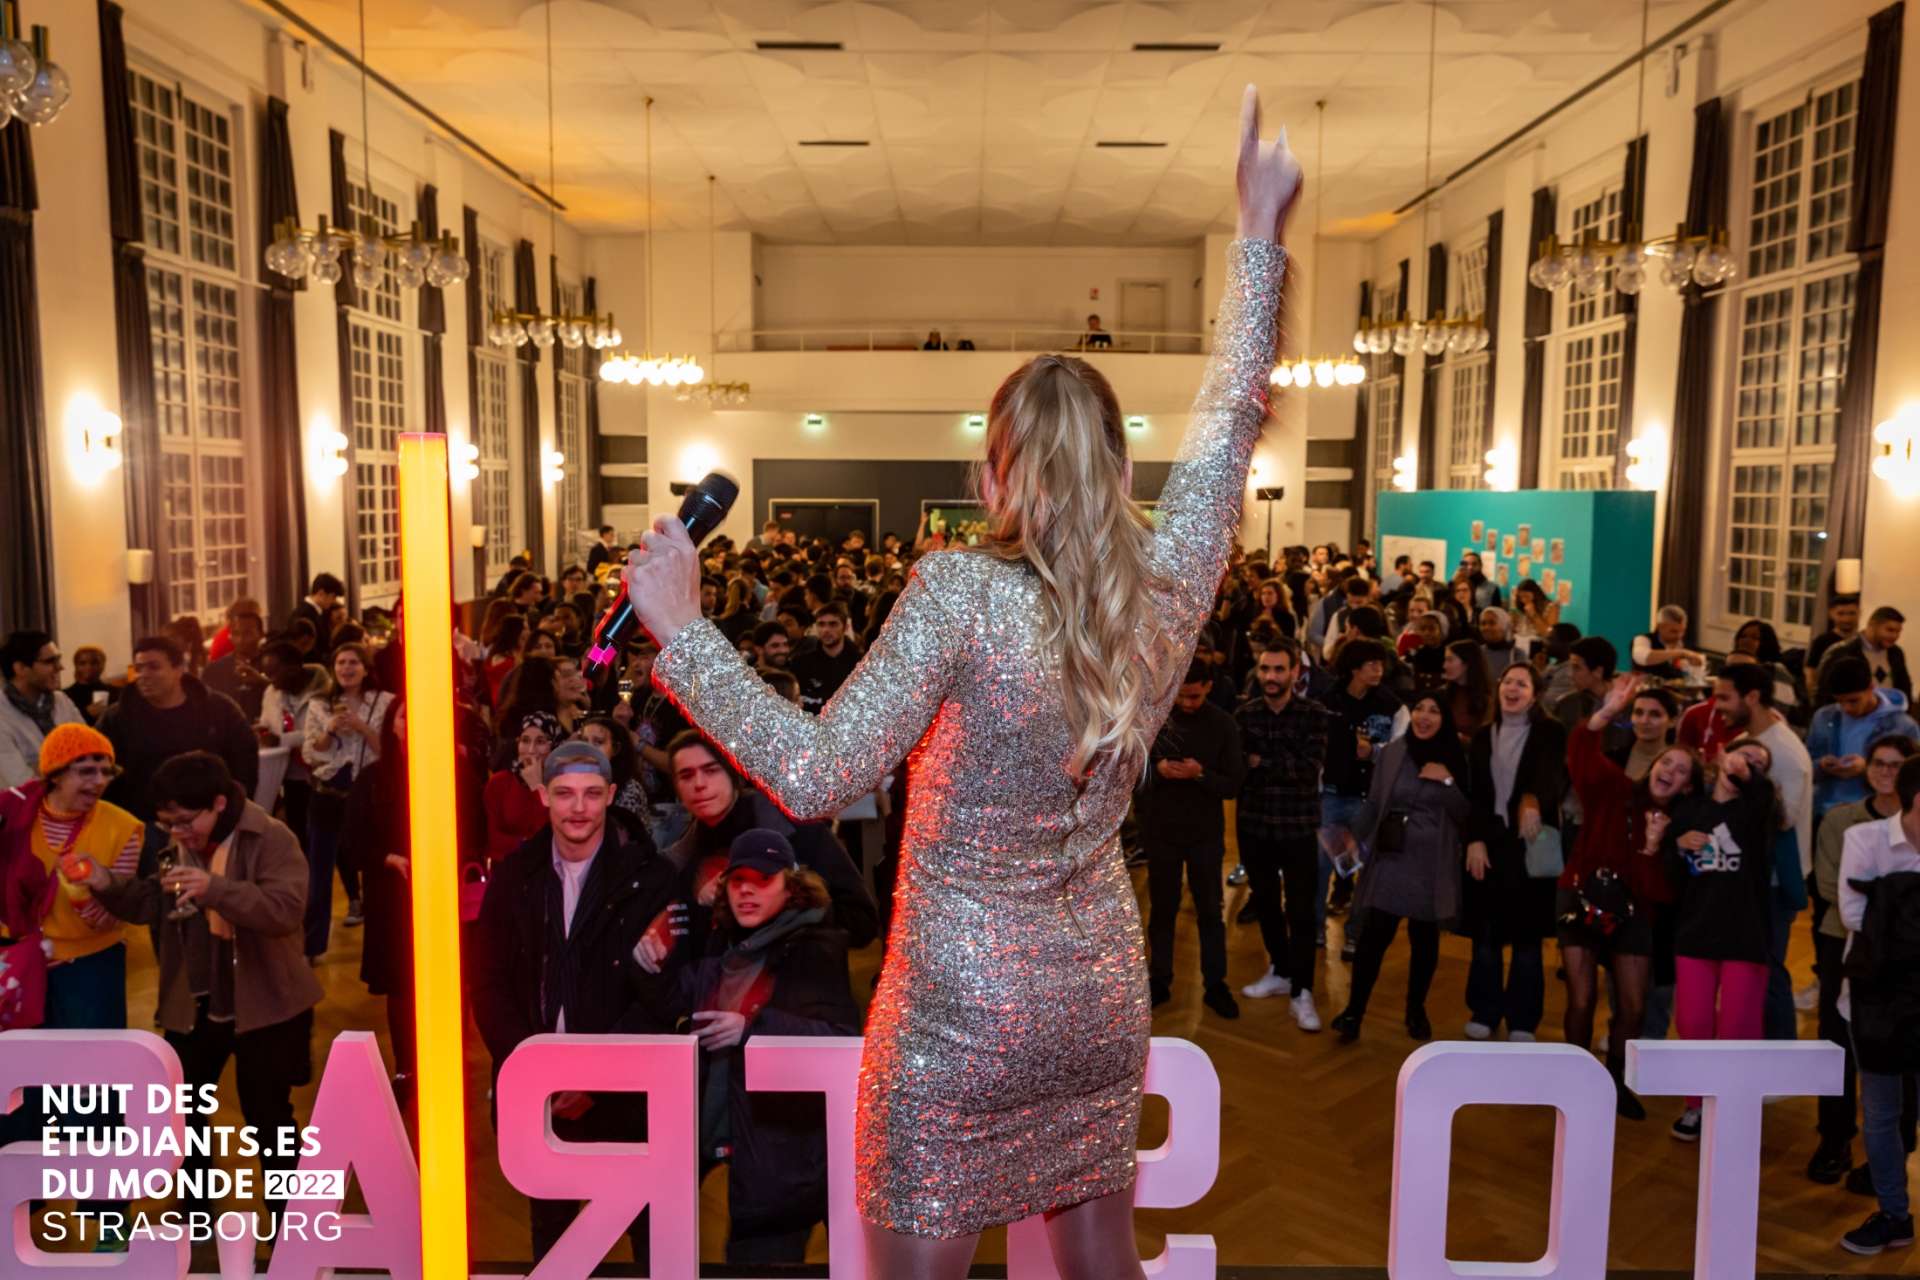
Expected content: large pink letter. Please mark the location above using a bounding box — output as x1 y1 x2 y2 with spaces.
1390 1042 1615 1280
268 1031 420 1280
744 1037 864 1277
1626 1040 1841 1280
0 1029 185 1276
495 1034 698 1280
1006 1037 1222 1280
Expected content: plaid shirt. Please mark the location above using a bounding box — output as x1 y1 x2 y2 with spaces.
1234 692 1329 839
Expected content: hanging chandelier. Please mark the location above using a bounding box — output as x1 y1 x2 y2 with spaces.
1352 311 1489 358
597 97 703 387
1527 0 1735 299
485 0 616 350
674 174 749 406
0 3 72 128
266 0 468 291
1274 101 1366 394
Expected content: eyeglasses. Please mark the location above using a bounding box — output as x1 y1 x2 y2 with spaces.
158 809 207 833
1868 759 1904 771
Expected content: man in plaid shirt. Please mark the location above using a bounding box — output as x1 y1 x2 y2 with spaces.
1234 636 1332 1031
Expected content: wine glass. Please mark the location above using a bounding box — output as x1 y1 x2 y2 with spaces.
157 847 199 921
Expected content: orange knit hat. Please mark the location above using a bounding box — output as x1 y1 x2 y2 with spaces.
38 724 115 778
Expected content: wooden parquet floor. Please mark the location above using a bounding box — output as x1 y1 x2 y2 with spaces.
106 847 1919 1275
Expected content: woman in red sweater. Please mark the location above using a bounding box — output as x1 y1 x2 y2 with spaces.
1563 673 1699 1119
483 711 559 861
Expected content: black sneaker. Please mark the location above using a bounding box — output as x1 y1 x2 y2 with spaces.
343 898 365 927
1330 1008 1361 1044
1339 936 1357 963
1226 863 1249 887
1203 984 1240 1020
1405 1009 1431 1042
1670 1107 1701 1142
1807 1140 1852 1185
1614 1080 1646 1122
1150 981 1172 1007
1841 1211 1915 1256
1848 1163 1878 1197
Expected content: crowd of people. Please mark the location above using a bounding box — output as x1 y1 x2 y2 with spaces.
1 525 1916 1259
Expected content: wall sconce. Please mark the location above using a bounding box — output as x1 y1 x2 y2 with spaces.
125 548 154 586
321 429 349 478
1872 406 1920 499
803 412 826 430
1125 415 1147 432
964 413 985 431
543 449 565 487
1391 453 1417 492
453 441 480 483
1482 443 1517 492
470 524 488 550
1835 557 1862 595
69 398 123 483
1624 424 1668 491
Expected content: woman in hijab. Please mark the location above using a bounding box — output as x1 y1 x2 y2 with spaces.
1460 663 1568 1043
1330 690 1470 1043
483 711 561 861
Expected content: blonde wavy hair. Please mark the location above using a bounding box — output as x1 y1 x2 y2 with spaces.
975 355 1175 781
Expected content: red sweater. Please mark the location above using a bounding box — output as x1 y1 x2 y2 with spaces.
1565 720 1675 906
483 770 549 862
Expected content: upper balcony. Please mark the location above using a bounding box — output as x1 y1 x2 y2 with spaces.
718 324 1207 356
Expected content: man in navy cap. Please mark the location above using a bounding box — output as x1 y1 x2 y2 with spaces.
471 739 681 1264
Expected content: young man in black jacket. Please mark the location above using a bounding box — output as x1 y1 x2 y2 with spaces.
471 741 681 1264
1138 662 1247 1018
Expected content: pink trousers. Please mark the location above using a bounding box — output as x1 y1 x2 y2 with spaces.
1674 955 1770 1107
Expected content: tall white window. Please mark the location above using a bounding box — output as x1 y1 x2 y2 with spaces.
345 176 412 601
1548 185 1627 489
130 67 252 622
474 240 514 574
1444 243 1489 490
1368 282 1402 496
1723 77 1858 635
555 281 592 564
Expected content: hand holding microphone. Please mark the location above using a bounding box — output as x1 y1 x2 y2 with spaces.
585 471 738 674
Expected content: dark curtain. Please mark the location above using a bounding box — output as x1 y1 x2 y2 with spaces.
514 238 545 567
0 62 52 631
1612 134 1649 486
259 96 308 616
1416 242 1446 491
329 130 357 311
550 253 565 558
1481 208 1503 462
1659 97 1730 619
1392 258 1409 471
463 206 483 344
1518 186 1555 489
1352 279 1372 550
101 0 161 632
585 276 604 529
418 184 446 437
1819 0 1903 623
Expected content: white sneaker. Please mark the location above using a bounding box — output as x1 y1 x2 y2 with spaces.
1507 1030 1537 1043
1596 1033 1610 1056
1794 981 1819 1012
1464 1020 1493 1040
1242 968 1292 999
1291 990 1322 1032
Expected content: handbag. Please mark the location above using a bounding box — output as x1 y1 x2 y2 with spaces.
1523 826 1564 879
1374 810 1411 855
1558 867 1636 943
459 861 488 924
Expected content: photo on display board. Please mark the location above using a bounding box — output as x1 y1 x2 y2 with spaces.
1532 538 1546 561
1516 523 1531 546
1485 528 1499 552
1519 556 1532 578
1542 568 1558 594
1496 562 1510 587
1502 535 1515 558
1558 580 1574 606
1550 537 1565 565
1472 520 1485 543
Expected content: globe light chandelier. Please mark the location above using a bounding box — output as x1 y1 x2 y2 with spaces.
1274 100 1366 391
487 0 619 352
1527 0 1734 298
600 96 704 387
0 1 71 128
266 0 469 292
1351 35 1488 363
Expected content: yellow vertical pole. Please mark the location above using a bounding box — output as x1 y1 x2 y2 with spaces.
396 432 469 1280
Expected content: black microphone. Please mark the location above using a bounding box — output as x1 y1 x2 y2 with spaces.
584 471 739 674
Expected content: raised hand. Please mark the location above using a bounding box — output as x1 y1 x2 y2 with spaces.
622 517 704 648
1235 85 1305 243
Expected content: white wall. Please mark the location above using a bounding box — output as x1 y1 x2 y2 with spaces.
755 243 1207 341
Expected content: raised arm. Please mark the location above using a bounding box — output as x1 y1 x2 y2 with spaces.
649 554 965 822
1150 88 1299 630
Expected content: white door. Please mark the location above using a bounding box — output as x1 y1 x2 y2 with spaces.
1118 280 1167 350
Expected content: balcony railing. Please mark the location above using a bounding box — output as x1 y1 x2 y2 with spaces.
717 326 1207 355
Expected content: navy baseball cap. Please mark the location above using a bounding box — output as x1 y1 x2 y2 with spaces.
728 828 798 876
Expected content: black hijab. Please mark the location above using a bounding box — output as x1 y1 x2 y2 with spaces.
1403 692 1470 782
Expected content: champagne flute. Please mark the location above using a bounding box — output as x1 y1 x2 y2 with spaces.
158 846 200 921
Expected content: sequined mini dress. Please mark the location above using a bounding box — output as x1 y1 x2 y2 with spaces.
652 238 1284 1239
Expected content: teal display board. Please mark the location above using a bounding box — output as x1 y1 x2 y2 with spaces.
1375 490 1656 654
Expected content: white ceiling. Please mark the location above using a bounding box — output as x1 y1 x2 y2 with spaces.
279 0 1712 244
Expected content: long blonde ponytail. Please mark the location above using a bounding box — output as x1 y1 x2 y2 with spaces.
976 355 1176 781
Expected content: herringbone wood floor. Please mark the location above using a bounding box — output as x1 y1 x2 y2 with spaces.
105 846 1917 1275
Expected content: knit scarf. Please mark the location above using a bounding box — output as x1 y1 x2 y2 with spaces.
5 684 54 736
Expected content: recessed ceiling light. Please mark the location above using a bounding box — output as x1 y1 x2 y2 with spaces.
1131 42 1222 52
1095 140 1169 148
755 40 844 51
799 139 870 147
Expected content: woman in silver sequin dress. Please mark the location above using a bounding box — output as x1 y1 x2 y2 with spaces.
623 87 1301 1280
